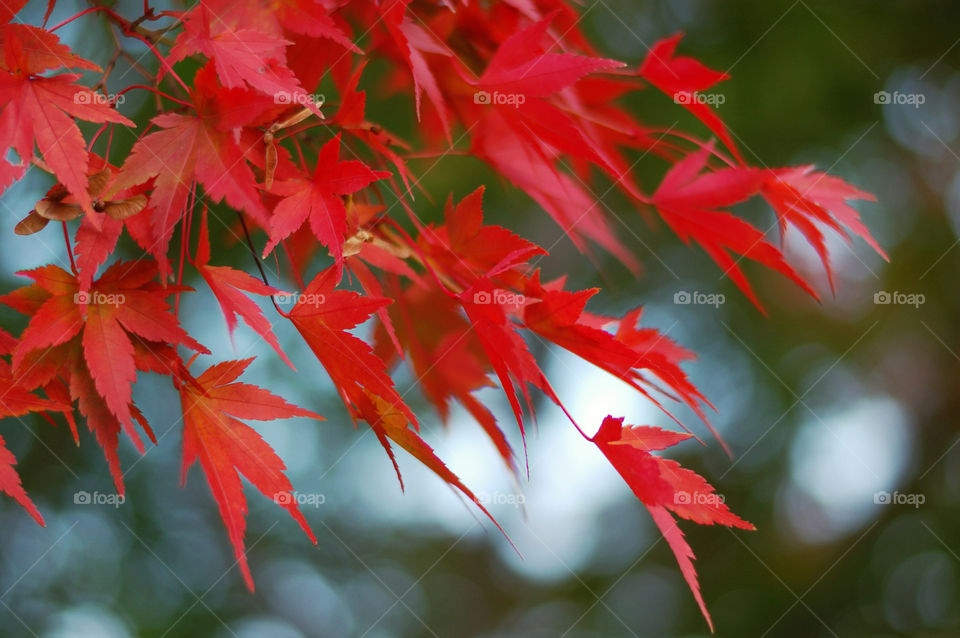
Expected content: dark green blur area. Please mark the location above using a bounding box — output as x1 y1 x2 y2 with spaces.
2 1 960 637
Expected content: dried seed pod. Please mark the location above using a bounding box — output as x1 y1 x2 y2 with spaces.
14 211 50 235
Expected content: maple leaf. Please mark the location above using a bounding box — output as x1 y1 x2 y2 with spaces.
0 433 43 525
269 0 360 52
467 15 627 177
472 114 640 271
194 209 293 367
0 331 71 525
179 357 321 590
419 186 545 287
762 166 885 291
2 261 207 491
168 3 321 115
651 144 817 311
521 273 725 450
640 33 741 162
382 0 453 141
288 267 417 426
262 133 390 272
592 415 754 631
373 282 516 473
0 39 132 213
112 63 272 270
0 23 99 74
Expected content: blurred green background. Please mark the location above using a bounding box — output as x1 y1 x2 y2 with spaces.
2 0 960 636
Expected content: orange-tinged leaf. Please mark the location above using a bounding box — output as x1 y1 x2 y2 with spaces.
289 266 418 428
179 358 321 590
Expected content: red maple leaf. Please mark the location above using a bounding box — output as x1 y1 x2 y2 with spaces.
179 357 321 590
592 415 754 631
2 261 207 491
194 209 293 367
640 33 741 162
113 63 273 270
288 266 418 429
763 166 885 290
651 144 817 310
0 29 132 215
263 133 390 272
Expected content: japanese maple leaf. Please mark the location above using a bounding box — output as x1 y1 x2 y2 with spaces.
651 145 817 311
9 261 207 442
592 416 754 631
521 273 726 451
419 186 545 287
194 210 293 367
0 23 99 74
263 0 360 52
288 266 418 428
0 434 42 525
0 329 71 525
459 279 560 463
0 33 132 213
356 391 512 547
263 133 390 272
763 166 885 291
112 63 272 271
640 33 741 162
168 3 320 114
179 358 321 590
472 115 639 272
467 15 626 176
374 283 516 473
382 0 452 141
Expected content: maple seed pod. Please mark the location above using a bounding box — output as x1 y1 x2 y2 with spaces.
14 211 50 235
264 132 277 190
35 199 83 221
101 194 148 220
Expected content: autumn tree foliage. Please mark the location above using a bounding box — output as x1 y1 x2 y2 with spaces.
0 0 882 629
